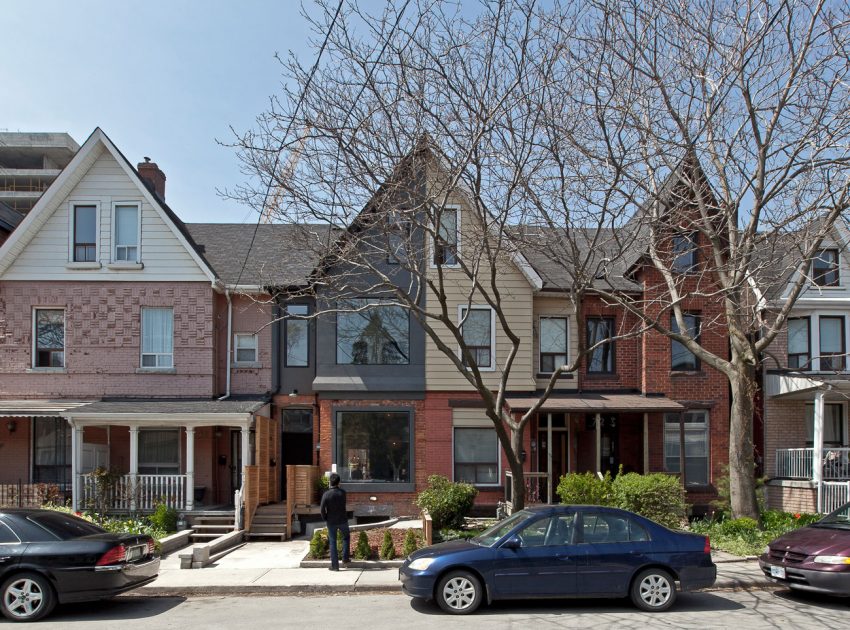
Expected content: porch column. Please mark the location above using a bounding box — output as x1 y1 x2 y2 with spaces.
70 423 82 512
547 413 553 504
595 413 602 475
814 390 825 513
185 427 195 512
129 426 139 512
643 413 650 474
241 424 251 488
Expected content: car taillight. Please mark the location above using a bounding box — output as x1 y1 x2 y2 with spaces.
147 539 155 555
704 536 711 554
96 544 127 566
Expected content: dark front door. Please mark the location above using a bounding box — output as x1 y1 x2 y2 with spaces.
230 430 242 497
281 409 314 498
599 414 619 475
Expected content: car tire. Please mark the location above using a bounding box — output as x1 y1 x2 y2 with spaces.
630 568 676 612
436 570 483 615
1 572 57 622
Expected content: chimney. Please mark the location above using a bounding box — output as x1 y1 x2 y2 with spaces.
137 157 166 201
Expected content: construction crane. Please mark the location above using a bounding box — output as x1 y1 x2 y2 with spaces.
261 127 310 224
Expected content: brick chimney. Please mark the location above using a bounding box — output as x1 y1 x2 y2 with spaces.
137 157 166 201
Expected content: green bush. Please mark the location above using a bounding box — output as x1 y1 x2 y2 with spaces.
611 473 686 529
402 529 420 557
556 471 613 506
309 529 328 559
379 530 396 560
354 531 371 560
690 509 822 557
148 503 178 533
719 517 760 538
416 475 478 530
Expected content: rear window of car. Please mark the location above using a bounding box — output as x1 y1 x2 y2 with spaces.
0 520 20 544
26 512 106 540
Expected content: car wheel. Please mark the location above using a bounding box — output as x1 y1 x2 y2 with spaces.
630 568 676 612
436 570 483 615
1 572 56 622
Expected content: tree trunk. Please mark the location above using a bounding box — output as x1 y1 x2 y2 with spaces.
729 366 760 520
509 426 526 511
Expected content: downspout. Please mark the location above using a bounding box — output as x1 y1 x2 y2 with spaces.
218 289 232 401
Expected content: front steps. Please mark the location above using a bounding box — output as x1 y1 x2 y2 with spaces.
247 502 288 541
188 512 236 543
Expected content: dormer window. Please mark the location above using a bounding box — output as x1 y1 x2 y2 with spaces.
73 205 97 262
812 249 839 287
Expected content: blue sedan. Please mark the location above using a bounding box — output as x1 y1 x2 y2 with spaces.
399 505 715 614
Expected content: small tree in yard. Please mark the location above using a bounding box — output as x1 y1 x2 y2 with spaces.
402 529 420 557
379 530 396 560
354 530 371 560
416 475 478 531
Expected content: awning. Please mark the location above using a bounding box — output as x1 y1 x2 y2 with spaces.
506 393 685 413
64 397 270 427
765 372 850 400
0 400 94 417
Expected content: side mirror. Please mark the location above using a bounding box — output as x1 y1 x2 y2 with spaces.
502 535 521 550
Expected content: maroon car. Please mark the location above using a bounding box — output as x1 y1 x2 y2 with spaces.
759 502 850 597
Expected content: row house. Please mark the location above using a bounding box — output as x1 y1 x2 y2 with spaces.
762 222 850 514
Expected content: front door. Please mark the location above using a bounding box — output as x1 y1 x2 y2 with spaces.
280 409 314 498
599 415 619 475
538 413 569 503
230 430 242 496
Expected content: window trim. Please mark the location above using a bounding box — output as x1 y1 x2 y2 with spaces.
284 304 310 368
452 426 501 487
671 232 698 273
32 307 66 369
538 316 569 375
804 402 847 448
140 306 174 369
671 313 701 372
458 305 497 371
431 204 461 268
334 298 411 366
787 316 811 370
818 315 846 372
812 248 840 288
68 202 100 263
137 428 181 475
111 201 142 264
663 409 710 487
586 316 616 374
233 332 259 366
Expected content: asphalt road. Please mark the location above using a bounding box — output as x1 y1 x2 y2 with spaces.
10 590 850 629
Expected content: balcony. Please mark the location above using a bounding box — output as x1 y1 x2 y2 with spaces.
775 448 850 480
81 473 188 512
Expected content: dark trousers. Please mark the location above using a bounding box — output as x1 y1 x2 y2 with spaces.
328 522 350 569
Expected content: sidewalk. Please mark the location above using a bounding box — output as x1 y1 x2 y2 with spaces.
137 542 774 597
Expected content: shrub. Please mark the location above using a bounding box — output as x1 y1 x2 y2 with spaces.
416 475 478 530
379 529 396 560
611 473 686 529
148 503 178 533
402 529 420 557
309 529 328 559
354 531 371 560
719 517 760 539
556 471 613 506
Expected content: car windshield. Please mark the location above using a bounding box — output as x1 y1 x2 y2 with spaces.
815 503 850 529
472 510 533 547
27 512 106 540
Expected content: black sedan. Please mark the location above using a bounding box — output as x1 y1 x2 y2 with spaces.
759 501 850 597
0 509 160 622
399 505 715 614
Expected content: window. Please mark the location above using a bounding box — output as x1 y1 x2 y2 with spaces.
138 430 180 475
434 207 458 266
586 317 614 373
671 313 700 371
32 417 70 485
805 403 845 447
285 304 309 367
539 317 568 374
282 409 313 433
336 411 411 483
72 205 97 262
460 306 494 369
141 307 173 368
234 333 258 364
664 410 709 486
336 299 409 365
580 513 649 543
672 233 698 273
787 317 811 369
113 203 139 262
454 428 499 485
819 316 846 371
812 249 840 287
33 308 65 368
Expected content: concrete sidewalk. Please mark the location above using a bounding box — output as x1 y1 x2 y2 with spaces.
136 542 774 597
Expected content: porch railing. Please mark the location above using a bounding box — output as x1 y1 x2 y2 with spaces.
822 481 850 514
775 448 850 480
504 471 550 515
81 474 188 512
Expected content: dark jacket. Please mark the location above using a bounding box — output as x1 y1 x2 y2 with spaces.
320 486 348 526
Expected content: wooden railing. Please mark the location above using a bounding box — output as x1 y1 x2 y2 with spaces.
81 474 187 511
776 448 850 480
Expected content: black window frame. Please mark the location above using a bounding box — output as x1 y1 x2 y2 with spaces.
787 317 811 369
672 232 698 273
539 316 568 374
586 317 615 374
812 249 840 287
671 313 701 372
334 408 414 489
819 315 846 372
34 308 65 368
335 298 411 366
32 417 70 486
433 207 459 266
73 204 97 262
284 304 310 367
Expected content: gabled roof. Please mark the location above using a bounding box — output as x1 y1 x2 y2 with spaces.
0 127 218 283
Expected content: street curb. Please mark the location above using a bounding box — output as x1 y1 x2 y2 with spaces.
133 584 403 597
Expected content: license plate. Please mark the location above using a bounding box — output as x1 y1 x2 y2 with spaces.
770 565 786 579
126 545 145 562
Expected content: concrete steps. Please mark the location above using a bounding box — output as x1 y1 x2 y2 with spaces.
189 513 236 543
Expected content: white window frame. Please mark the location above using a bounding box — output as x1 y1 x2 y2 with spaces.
111 201 142 263
137 428 181 475
538 315 569 375
798 311 850 373
431 204 461 269
458 305 496 371
233 332 259 366
663 409 710 487
452 426 501 487
32 307 66 370
68 201 101 263
140 307 174 368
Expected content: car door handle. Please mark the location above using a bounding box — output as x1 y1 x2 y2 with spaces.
0 557 10 564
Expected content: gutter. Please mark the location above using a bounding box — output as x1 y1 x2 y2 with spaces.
218 289 232 401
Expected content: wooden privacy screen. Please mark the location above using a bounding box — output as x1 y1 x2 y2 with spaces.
242 415 281 531
286 465 319 538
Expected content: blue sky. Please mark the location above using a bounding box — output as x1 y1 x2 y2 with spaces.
0 0 314 223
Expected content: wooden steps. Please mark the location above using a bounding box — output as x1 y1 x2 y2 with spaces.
247 502 287 541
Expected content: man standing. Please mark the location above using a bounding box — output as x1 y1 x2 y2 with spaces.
320 473 350 571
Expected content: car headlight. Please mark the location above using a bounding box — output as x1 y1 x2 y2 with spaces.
763 546 770 555
813 555 850 565
407 557 436 571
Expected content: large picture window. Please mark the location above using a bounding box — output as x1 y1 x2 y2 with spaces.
336 299 409 365
460 306 494 369
454 427 499 485
336 411 411 483
819 316 846 371
34 308 65 368
33 417 71 485
671 313 701 371
664 410 709 486
787 317 811 369
586 317 614 373
539 317 568 374
138 430 180 475
285 304 309 367
141 307 174 368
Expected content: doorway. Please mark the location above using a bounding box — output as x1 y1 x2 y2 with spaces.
537 413 569 503
281 409 314 499
598 414 619 476
230 430 242 500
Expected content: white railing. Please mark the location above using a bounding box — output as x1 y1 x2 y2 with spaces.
776 448 850 480
82 474 187 512
504 471 551 514
822 481 850 514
